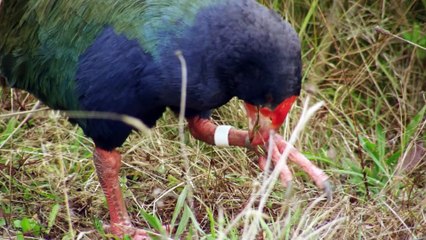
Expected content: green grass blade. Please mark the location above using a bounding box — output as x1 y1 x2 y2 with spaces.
206 207 216 239
175 204 191 238
298 0 318 39
0 117 17 143
259 218 273 239
170 185 189 231
46 203 60 234
360 137 389 178
376 124 386 162
139 209 165 235
402 105 426 148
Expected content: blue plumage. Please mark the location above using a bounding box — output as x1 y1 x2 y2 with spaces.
75 27 164 149
66 0 301 150
0 0 303 152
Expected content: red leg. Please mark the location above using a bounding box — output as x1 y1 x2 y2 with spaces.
93 147 149 239
187 116 331 198
187 116 249 147
188 116 294 185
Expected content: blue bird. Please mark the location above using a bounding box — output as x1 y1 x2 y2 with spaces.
0 0 329 238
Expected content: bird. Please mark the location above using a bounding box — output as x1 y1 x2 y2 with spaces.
0 0 330 238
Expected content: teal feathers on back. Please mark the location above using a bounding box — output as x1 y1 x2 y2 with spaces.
0 0 222 109
1 0 145 109
141 0 225 57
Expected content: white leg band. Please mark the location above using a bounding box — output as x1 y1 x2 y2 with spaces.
214 125 232 147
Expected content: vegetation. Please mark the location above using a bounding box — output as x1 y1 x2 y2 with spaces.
1 0 425 239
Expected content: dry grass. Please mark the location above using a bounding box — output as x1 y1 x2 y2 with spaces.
1 0 426 239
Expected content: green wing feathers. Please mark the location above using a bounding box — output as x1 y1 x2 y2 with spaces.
0 0 223 109
0 0 147 109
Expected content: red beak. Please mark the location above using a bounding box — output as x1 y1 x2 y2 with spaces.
245 96 297 145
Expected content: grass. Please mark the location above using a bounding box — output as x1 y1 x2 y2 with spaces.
1 0 426 239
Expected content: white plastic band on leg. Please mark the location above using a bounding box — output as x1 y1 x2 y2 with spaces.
214 125 232 147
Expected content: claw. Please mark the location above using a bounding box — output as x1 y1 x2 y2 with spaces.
322 180 333 201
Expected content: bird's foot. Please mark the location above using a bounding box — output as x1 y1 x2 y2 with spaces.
104 222 148 240
104 222 170 240
259 134 332 199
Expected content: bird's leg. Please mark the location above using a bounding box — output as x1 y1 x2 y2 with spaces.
187 116 249 147
93 147 149 240
187 116 331 197
187 116 293 181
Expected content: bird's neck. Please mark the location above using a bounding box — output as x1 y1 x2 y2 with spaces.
155 55 233 114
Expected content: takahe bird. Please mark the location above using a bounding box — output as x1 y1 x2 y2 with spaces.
0 0 330 238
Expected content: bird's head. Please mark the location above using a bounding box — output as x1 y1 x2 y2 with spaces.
210 1 302 146
169 0 301 146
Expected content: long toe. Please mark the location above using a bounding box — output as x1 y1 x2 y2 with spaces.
104 223 152 240
259 151 293 188
271 145 294 188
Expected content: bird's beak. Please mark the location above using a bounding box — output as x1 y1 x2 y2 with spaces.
245 96 297 146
